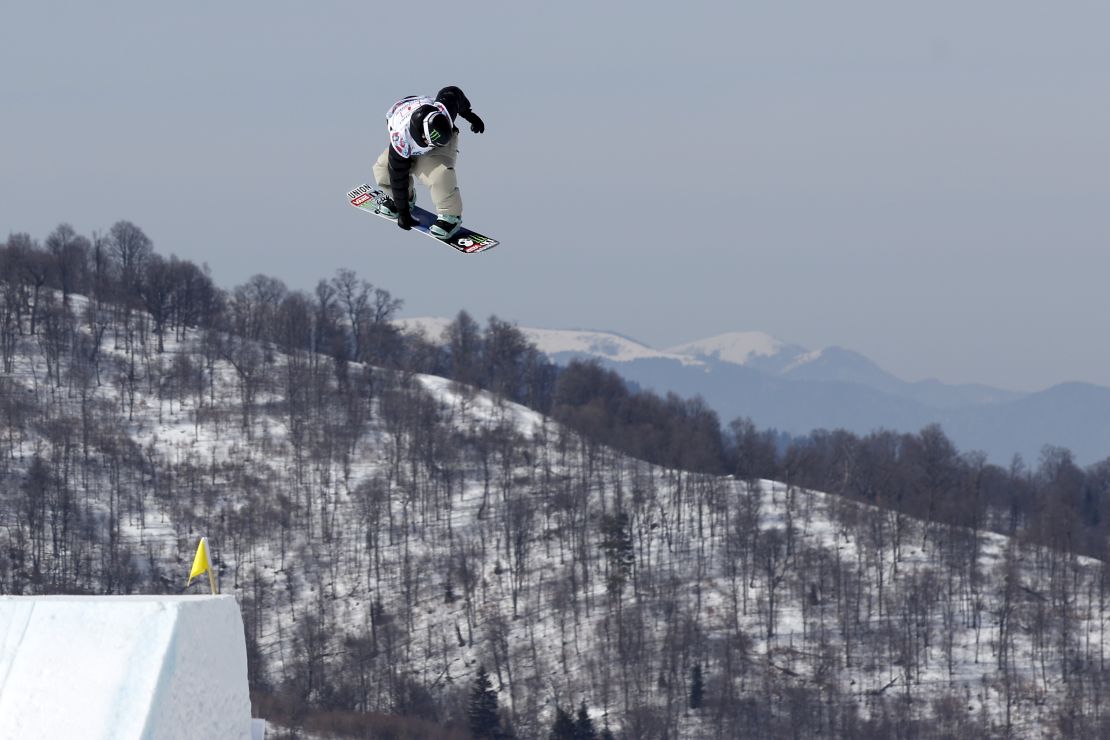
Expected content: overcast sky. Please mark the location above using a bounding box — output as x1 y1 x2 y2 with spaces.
2 1 1108 392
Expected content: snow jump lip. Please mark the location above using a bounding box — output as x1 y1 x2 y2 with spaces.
0 595 257 740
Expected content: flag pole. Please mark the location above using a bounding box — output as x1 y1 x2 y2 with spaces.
207 540 219 595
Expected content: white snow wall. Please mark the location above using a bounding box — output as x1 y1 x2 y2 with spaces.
0 595 253 740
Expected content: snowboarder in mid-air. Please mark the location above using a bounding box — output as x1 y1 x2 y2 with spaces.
372 86 486 240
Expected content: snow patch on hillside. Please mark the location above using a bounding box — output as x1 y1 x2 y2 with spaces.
783 348 826 373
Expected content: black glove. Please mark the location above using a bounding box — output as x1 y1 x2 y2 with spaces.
396 209 417 231
462 111 485 134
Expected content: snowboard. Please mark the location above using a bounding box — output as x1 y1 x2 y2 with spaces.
346 184 499 254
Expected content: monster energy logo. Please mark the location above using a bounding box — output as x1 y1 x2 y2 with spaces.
429 128 442 142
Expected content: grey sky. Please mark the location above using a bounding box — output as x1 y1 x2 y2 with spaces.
2 1 1108 392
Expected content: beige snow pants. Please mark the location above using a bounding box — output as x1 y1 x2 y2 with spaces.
372 134 462 216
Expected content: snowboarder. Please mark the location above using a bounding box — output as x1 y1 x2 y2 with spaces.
372 86 486 240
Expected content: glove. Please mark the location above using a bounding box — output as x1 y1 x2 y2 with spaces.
463 111 485 134
396 209 417 231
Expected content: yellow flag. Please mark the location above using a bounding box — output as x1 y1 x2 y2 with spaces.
187 537 211 587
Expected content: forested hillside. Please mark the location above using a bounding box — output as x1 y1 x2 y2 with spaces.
4 223 1110 739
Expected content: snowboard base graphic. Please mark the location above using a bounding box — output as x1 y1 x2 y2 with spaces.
347 184 499 254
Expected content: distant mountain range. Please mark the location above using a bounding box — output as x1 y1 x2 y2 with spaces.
398 318 1110 466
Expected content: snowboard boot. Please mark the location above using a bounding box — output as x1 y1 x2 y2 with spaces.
430 214 462 240
377 194 416 220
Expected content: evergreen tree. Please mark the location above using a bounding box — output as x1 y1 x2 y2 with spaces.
689 664 704 710
600 512 635 596
549 706 575 740
574 701 597 740
468 665 500 739
599 728 616 740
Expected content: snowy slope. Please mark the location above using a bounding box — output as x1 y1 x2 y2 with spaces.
4 296 1108 737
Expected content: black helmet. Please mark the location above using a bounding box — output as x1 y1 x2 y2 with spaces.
410 105 452 148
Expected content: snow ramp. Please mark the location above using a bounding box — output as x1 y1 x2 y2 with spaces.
0 595 257 739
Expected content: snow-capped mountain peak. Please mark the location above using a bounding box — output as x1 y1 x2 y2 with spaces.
396 317 705 366
665 331 792 366
518 327 702 365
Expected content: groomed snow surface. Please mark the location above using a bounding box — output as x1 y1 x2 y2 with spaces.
0 595 258 740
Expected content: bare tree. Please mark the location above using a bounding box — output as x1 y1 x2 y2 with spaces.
107 220 153 291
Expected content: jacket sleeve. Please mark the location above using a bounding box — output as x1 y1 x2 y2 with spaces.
387 147 413 212
435 86 472 120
